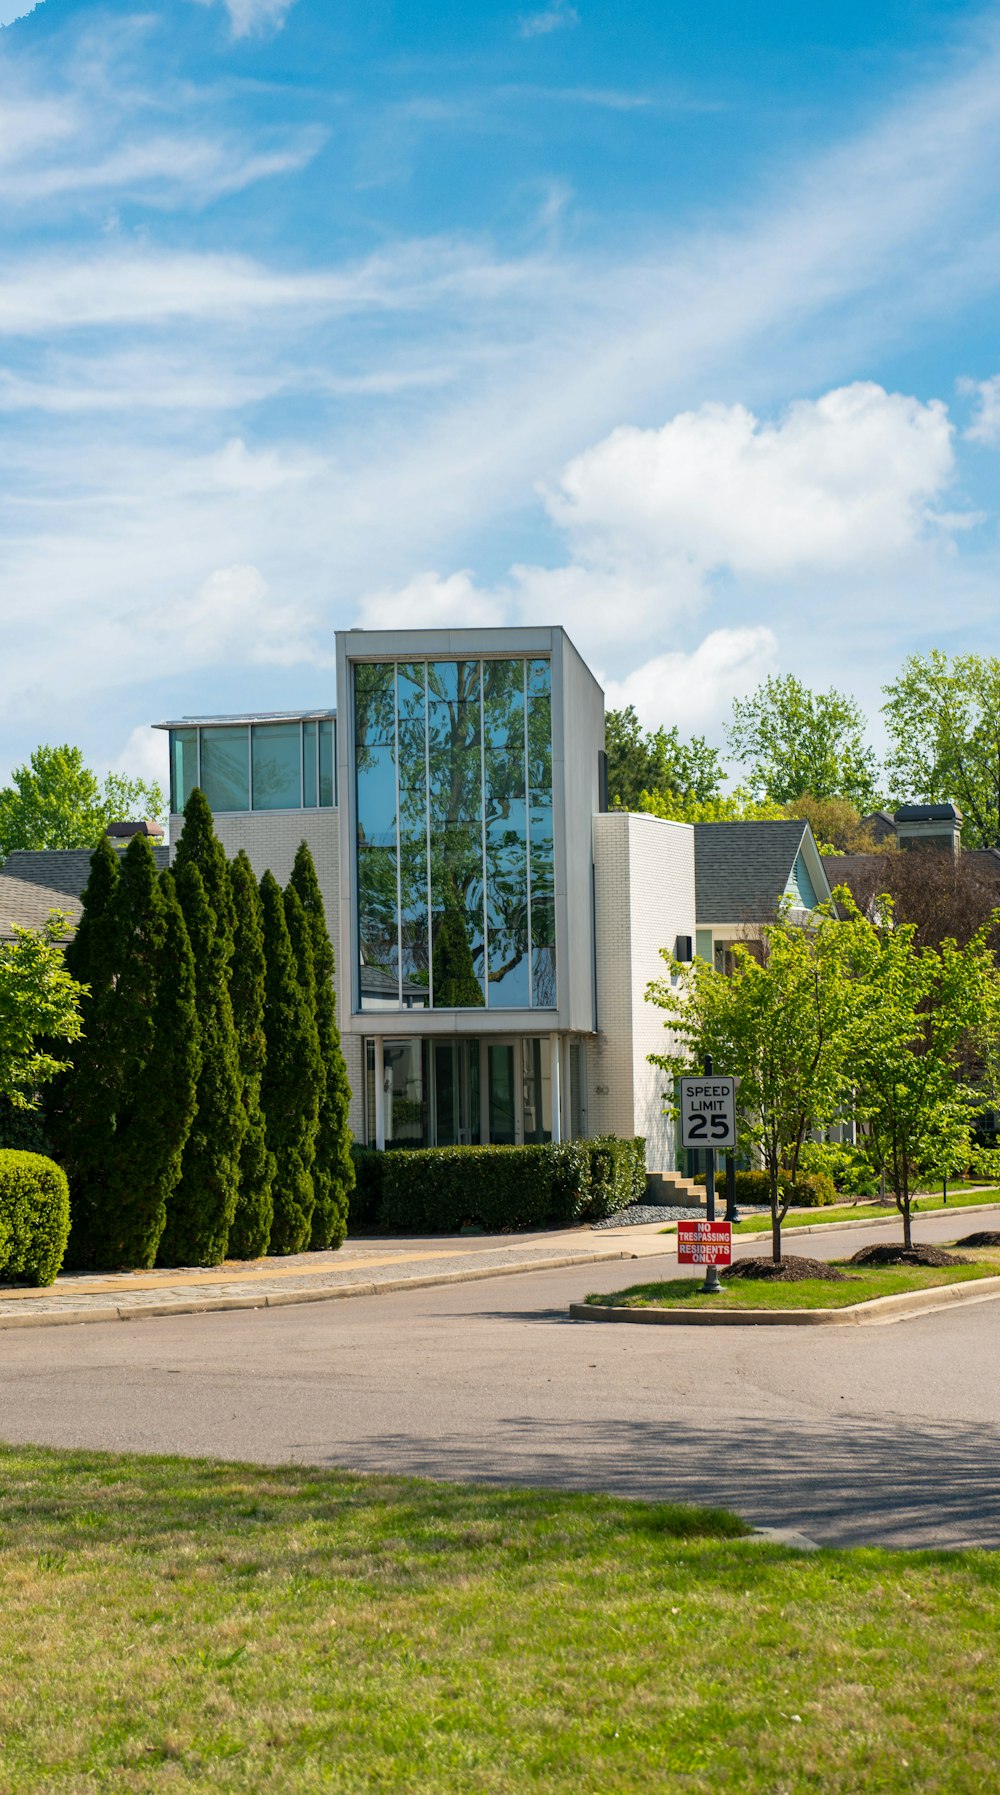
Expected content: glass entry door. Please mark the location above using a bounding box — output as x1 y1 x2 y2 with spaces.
486 1043 518 1144
432 1040 480 1146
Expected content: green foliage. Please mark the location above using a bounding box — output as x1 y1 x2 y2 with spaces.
605 706 725 812
171 788 236 954
289 842 354 1251
649 908 860 1262
784 795 888 855
694 1166 837 1206
0 1150 70 1285
798 1140 880 1197
726 674 880 809
967 1143 1000 1182
45 837 121 1211
363 1137 642 1234
0 915 86 1107
51 841 199 1271
259 873 320 1255
156 860 245 1268
227 852 274 1260
882 651 1000 849
0 744 164 861
433 892 484 1006
844 891 993 1247
637 786 789 824
0 1097 50 1154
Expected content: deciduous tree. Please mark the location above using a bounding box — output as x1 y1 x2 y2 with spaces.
0 744 164 861
726 675 880 809
0 917 85 1108
882 651 1000 849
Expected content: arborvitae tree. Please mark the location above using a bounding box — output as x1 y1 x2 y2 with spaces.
46 835 121 1202
61 842 198 1269
259 872 320 1254
289 841 354 1249
172 786 237 957
227 851 275 1259
433 887 483 1006
156 860 245 1267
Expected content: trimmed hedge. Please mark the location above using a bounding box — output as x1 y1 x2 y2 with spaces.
0 1150 70 1286
349 1135 646 1234
694 1167 837 1208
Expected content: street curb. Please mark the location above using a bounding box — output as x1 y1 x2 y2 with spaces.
0 1248 641 1333
568 1273 1000 1328
724 1199 1000 1244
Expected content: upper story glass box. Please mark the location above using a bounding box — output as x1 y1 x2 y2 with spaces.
353 657 555 1012
166 714 336 815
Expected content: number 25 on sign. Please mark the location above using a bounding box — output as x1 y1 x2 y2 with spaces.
678 1077 738 1150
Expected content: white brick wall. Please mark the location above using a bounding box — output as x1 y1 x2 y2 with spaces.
170 808 366 1140
592 813 695 1171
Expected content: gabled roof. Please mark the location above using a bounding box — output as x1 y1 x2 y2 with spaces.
0 847 169 943
693 820 831 925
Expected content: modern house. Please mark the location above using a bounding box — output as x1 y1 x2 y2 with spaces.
153 625 831 1178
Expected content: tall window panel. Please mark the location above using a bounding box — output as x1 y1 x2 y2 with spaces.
484 659 529 1008
356 664 400 1011
200 726 249 813
427 658 485 1007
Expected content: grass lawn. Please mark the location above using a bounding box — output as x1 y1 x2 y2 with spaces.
1 1447 1000 1794
730 1186 1000 1234
585 1255 1000 1312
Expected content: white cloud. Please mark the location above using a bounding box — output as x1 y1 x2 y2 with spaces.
133 565 325 670
191 0 297 38
545 383 959 581
602 628 779 734
113 723 169 793
357 569 507 631
518 1 579 40
961 373 1000 443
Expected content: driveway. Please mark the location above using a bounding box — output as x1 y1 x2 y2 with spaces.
1 1205 998 1550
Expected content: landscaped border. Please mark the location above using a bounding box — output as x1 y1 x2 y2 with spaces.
569 1274 1000 1327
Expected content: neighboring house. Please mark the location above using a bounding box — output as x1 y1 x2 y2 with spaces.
0 844 168 945
154 626 832 1180
828 803 1000 909
693 819 834 972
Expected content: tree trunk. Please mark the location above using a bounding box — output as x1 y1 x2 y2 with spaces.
902 1191 912 1250
771 1174 782 1264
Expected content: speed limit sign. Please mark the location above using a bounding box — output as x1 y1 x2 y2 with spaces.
679 1076 738 1150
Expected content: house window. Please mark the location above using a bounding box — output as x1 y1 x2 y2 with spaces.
168 719 337 815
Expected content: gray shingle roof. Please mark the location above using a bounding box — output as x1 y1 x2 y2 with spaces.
0 847 169 943
693 820 813 924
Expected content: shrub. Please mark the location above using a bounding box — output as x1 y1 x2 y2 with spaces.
349 1148 387 1230
799 1140 879 1197
0 1150 70 1285
967 1143 1000 1183
585 1135 647 1219
693 1167 837 1207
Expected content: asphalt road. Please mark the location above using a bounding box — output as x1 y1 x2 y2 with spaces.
2 1206 999 1551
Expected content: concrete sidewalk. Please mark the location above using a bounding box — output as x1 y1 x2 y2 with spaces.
0 1222 674 1330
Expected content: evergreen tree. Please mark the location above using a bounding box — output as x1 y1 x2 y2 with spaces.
60 841 198 1268
433 885 483 1006
156 860 245 1267
289 842 354 1249
259 871 320 1254
46 835 120 1202
227 852 275 1258
171 786 237 954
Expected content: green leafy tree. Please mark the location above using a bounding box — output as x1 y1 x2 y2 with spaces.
726 675 880 809
260 872 320 1255
156 860 245 1268
53 840 198 1269
0 917 85 1107
605 707 725 812
227 852 275 1260
844 891 994 1248
289 842 354 1250
783 795 888 854
637 786 789 825
433 889 484 1006
882 651 1000 849
0 745 165 861
44 837 121 1202
648 909 859 1262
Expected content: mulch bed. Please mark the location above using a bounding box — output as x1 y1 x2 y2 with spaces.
849 1243 960 1269
954 1231 1000 1248
723 1255 854 1283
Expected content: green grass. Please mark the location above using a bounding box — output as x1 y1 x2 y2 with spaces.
727 1186 1000 1234
585 1255 1000 1311
1 1447 1000 1793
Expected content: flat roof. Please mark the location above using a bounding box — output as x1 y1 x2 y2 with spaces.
153 710 336 731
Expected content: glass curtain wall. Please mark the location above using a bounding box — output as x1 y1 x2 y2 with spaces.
354 658 556 1012
169 719 336 814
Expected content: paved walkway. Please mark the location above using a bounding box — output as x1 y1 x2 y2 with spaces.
0 1224 675 1328
4 1195 998 1330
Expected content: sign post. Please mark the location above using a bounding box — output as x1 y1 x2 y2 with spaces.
679 1057 738 1294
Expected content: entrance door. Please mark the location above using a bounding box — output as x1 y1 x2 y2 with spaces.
486 1042 518 1144
432 1040 480 1146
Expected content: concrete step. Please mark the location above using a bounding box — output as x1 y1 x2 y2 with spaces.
644 1172 706 1208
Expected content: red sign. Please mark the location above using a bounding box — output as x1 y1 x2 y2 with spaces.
677 1219 732 1266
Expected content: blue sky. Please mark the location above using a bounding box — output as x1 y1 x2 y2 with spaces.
2 0 1000 793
